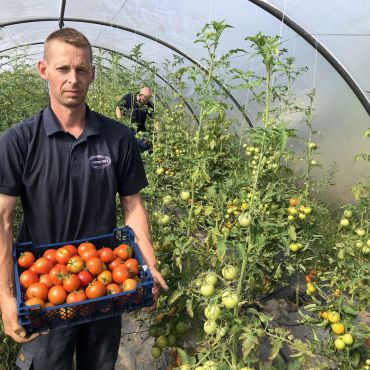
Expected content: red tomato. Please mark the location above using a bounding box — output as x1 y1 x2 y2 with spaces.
25 297 45 308
106 283 121 295
26 282 49 301
48 285 67 305
97 270 113 286
19 270 39 289
63 244 78 256
39 274 54 288
112 265 129 284
122 278 137 292
43 249 58 264
55 247 73 265
18 251 35 269
29 264 37 273
123 258 139 277
77 270 93 287
86 280 106 299
98 248 115 263
114 244 133 261
108 257 123 271
63 274 81 292
77 242 96 256
80 248 99 262
67 255 85 273
49 265 68 285
86 257 103 276
66 289 87 304
33 257 54 274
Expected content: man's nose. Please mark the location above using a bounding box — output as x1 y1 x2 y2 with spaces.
68 70 78 83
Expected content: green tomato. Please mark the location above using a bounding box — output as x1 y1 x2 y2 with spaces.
180 191 191 201
355 228 365 236
222 265 238 280
310 160 317 166
200 283 215 297
289 243 299 252
298 213 306 220
151 346 162 359
155 335 168 348
340 218 350 227
334 338 345 350
156 167 164 175
159 215 170 225
203 320 218 335
162 195 172 205
343 210 353 218
362 246 370 255
342 333 353 345
167 333 177 346
238 213 252 227
356 240 364 248
309 142 317 150
367 239 370 247
303 206 312 214
221 290 239 309
204 272 218 285
204 304 221 321
160 265 171 279
203 361 217 370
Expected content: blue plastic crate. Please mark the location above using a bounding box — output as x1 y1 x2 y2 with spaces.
13 226 154 334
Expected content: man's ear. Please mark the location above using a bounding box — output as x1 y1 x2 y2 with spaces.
37 59 48 81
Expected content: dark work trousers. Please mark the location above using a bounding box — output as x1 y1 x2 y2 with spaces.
16 316 122 370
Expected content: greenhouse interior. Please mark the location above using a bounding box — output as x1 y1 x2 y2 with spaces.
0 0 369 369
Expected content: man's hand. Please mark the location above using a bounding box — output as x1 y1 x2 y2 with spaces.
0 295 39 343
144 266 168 313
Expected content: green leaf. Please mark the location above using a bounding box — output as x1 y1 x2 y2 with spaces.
288 225 296 241
169 289 183 305
217 239 227 258
269 337 283 360
341 303 358 316
186 299 194 318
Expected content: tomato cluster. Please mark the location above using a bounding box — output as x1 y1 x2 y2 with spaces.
17 242 141 310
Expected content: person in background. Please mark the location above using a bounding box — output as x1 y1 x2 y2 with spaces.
0 28 167 370
116 87 154 152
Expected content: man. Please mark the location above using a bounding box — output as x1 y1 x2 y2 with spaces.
116 87 154 133
0 28 167 370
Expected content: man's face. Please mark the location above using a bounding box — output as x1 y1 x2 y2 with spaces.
38 40 95 109
138 90 151 104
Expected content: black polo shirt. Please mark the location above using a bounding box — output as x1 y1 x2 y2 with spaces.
0 105 148 245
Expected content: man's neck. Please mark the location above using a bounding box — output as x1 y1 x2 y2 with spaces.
51 102 86 139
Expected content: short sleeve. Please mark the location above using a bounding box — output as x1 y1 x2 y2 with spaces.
116 131 148 196
0 127 25 196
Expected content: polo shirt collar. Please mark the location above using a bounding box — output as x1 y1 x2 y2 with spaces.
43 104 100 137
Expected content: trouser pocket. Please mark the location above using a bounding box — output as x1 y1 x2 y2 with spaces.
16 350 33 370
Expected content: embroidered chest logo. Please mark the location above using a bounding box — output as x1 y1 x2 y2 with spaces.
89 155 111 169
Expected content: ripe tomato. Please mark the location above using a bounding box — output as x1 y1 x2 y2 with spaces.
80 248 99 262
48 285 67 305
114 244 133 261
33 257 54 274
63 244 77 256
18 251 35 269
26 282 49 301
112 265 129 284
97 270 113 286
19 269 39 289
327 311 340 323
63 274 81 292
86 257 103 276
25 297 45 308
289 198 298 206
331 323 345 335
122 278 137 292
77 242 96 256
67 255 85 274
49 265 68 285
123 258 139 277
108 257 123 271
98 247 115 263
43 249 58 264
106 283 121 295
39 274 54 288
66 289 87 304
86 280 106 299
77 270 93 287
55 247 73 265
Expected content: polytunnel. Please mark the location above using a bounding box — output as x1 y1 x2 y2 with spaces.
0 1 369 370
